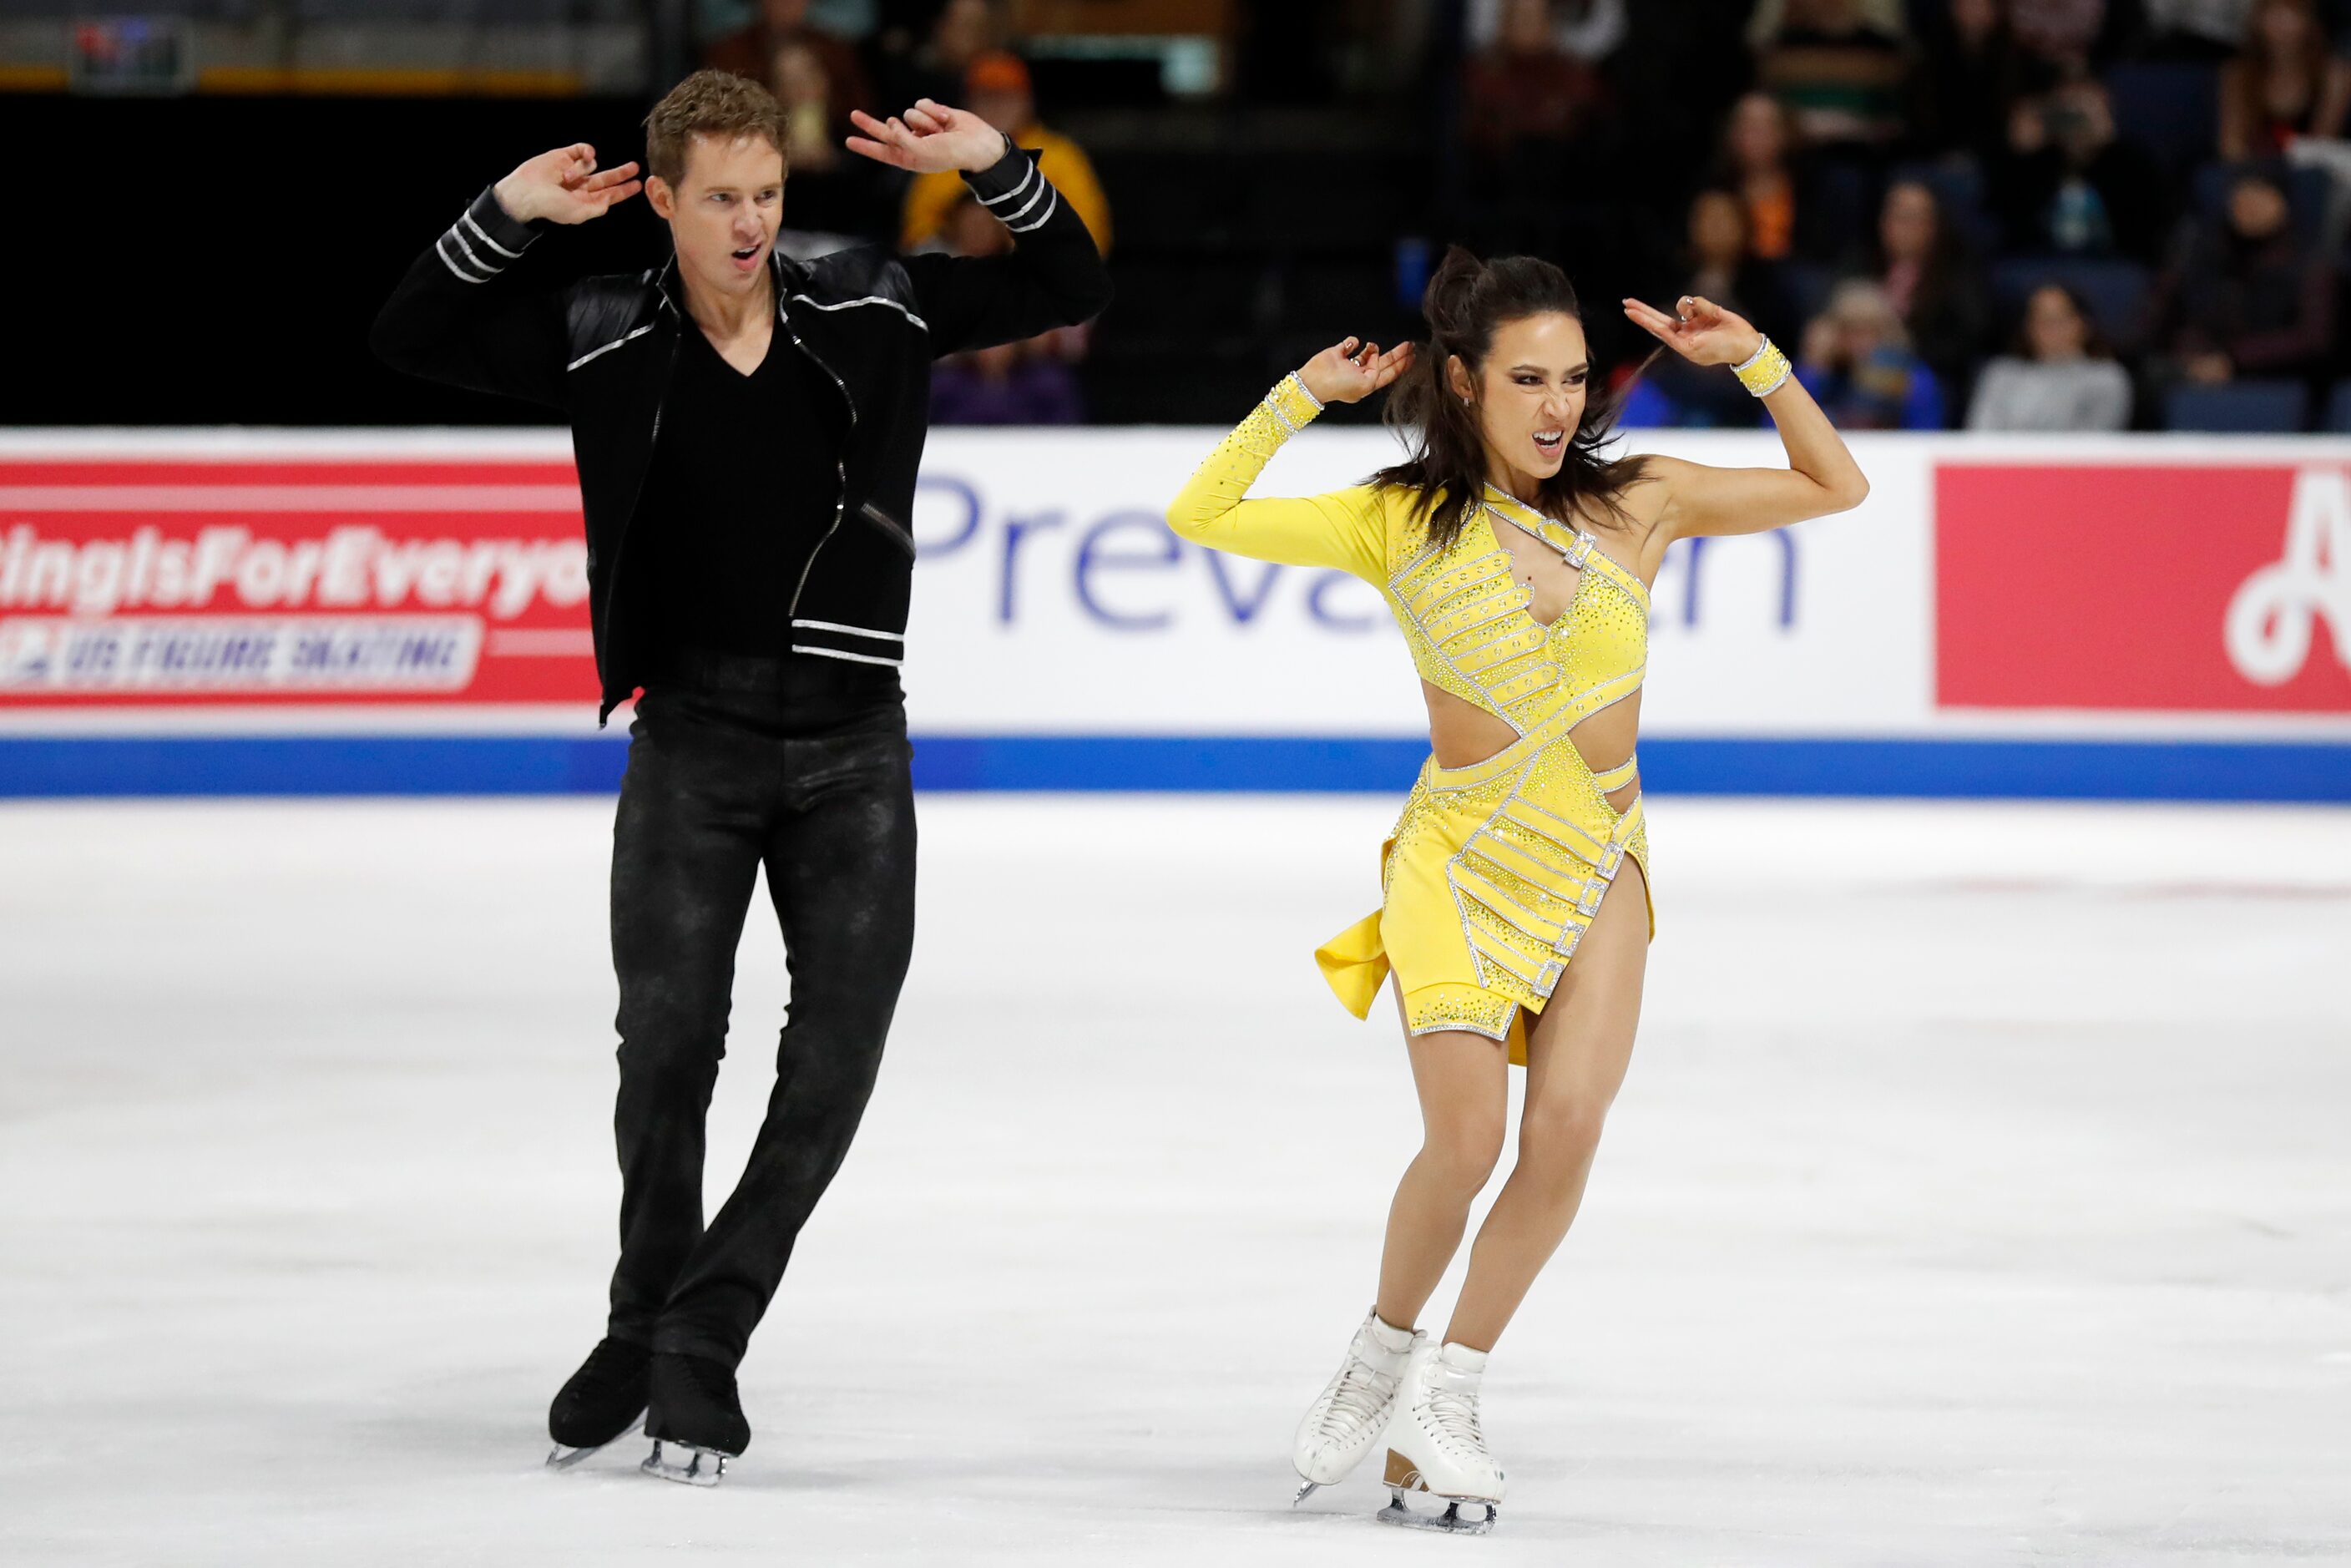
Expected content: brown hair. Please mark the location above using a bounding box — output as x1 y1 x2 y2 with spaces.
2226 0 2328 141
643 69 790 187
1371 246 1653 551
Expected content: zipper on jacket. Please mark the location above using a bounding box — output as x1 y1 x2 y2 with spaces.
858 500 917 559
598 288 683 722
781 298 860 620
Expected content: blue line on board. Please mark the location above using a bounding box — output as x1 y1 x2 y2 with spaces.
1 734 2346 802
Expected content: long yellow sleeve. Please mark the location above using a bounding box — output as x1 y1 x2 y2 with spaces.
1165 375 1388 583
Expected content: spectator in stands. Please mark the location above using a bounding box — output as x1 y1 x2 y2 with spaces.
2219 0 2351 159
1461 0 1614 161
1716 93 1815 262
1866 178 1989 417
877 0 999 109
1966 282 2136 427
2006 0 2131 76
1989 78 2172 260
900 51 1113 256
928 194 1087 424
2144 0 2258 60
1910 0 2035 164
1464 0 1629 63
1622 188 1800 427
1752 0 1913 149
2154 167 2338 381
705 0 876 139
773 40 844 175
1796 278 1949 427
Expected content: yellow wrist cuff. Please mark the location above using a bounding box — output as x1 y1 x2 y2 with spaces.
1267 373 1326 437
1732 336 1793 397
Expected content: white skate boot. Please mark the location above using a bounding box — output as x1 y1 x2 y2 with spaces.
1377 1340 1504 1534
1291 1311 1421 1505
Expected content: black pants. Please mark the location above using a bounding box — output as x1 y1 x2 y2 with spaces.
605 654 916 1368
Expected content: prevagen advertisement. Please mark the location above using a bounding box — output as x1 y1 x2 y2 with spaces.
0 429 2345 798
896 428 1931 740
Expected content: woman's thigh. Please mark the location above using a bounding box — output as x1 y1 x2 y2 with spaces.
1391 984 1512 1146
1522 857 1650 1117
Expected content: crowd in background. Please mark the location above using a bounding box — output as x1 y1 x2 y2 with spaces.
691 0 2351 432
1449 0 2351 432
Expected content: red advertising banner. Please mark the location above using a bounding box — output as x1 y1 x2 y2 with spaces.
0 458 595 706
1937 462 2351 713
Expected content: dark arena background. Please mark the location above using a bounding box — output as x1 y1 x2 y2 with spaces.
3 3 2345 1563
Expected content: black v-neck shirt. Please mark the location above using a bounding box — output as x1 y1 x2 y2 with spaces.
633 311 849 662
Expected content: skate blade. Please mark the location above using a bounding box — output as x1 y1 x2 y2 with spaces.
544 1411 646 1472
1292 1479 1322 1507
641 1438 731 1487
1378 1491 1498 1535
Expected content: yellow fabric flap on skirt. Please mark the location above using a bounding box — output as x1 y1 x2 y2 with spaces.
1314 910 1389 1020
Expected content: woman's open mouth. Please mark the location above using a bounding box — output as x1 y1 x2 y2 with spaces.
1532 429 1565 456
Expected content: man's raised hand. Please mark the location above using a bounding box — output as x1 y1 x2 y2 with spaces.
846 100 1009 175
493 144 643 226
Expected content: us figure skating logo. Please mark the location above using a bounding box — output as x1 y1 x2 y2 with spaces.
2226 468 2351 685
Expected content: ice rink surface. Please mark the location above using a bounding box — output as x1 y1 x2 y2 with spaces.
1 794 2346 1566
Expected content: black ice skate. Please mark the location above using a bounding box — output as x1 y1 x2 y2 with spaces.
545 1337 651 1470
641 1351 750 1486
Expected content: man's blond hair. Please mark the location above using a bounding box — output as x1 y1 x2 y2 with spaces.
644 70 789 188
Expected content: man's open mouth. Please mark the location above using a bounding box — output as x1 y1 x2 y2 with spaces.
731 243 763 266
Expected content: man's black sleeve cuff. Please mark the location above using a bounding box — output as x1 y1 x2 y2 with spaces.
962 136 1061 234
431 185 544 285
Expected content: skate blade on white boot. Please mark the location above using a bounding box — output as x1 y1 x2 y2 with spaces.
1375 1449 1499 1535
641 1438 731 1487
544 1410 646 1472
1290 1313 1421 1508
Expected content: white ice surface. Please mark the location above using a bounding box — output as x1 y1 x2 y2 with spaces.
1 796 2347 1566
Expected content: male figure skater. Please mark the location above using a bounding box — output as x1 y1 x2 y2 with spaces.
372 71 1109 1483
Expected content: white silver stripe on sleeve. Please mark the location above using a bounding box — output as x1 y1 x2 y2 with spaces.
460 210 523 259
566 323 655 372
790 611 897 639
788 294 929 332
791 618 906 643
1004 189 1060 234
435 234 492 283
443 224 501 278
999 178 1050 227
977 162 1038 208
792 644 904 668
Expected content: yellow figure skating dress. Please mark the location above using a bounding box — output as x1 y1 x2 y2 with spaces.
1165 375 1655 1065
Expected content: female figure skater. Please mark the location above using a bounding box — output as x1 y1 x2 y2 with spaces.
1165 249 1867 1533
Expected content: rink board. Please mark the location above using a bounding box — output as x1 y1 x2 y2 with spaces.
1 428 2346 799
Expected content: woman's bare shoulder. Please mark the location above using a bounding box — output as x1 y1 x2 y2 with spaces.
1610 453 1691 537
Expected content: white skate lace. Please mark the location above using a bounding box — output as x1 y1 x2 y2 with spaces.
1423 1381 1488 1459
1314 1357 1399 1439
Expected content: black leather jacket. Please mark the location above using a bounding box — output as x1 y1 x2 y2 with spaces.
370 140 1110 720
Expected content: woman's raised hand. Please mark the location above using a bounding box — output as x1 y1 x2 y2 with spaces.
1297 336 1414 406
1621 295 1765 367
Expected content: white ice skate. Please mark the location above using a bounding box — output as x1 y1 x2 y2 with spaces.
1376 1340 1504 1535
1291 1310 1421 1505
